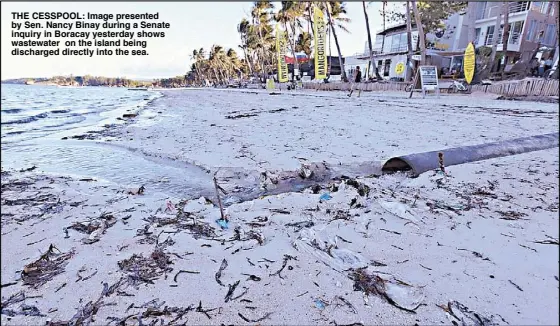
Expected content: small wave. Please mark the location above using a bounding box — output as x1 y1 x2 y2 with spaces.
51 109 70 114
1 108 23 113
1 112 48 125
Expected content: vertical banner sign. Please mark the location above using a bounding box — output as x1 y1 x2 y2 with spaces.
276 26 289 83
313 7 327 80
464 42 475 84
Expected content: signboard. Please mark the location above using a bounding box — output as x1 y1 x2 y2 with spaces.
395 62 405 75
266 78 275 90
276 26 289 83
464 42 475 84
412 55 421 61
419 65 439 95
313 7 327 80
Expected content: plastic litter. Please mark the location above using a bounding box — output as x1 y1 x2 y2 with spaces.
314 299 326 310
319 193 332 201
216 219 229 229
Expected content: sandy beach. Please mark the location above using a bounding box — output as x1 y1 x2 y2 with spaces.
1 89 559 325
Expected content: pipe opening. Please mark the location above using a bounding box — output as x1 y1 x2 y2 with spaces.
381 157 414 175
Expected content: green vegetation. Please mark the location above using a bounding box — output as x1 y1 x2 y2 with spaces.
188 1 352 85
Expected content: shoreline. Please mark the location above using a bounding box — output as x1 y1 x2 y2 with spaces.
1 88 558 325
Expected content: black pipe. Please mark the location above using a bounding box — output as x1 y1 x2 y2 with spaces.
382 133 559 177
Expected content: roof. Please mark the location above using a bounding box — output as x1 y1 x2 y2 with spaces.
376 22 417 36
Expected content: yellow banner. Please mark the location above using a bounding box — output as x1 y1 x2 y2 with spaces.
464 42 475 84
276 26 289 83
313 7 327 80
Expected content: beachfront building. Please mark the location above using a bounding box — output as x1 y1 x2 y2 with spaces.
467 1 558 73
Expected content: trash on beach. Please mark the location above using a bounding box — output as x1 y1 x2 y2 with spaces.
314 298 327 310
216 219 229 229
319 193 332 201
164 200 176 213
344 178 370 197
350 268 425 313
437 300 502 326
127 185 145 195
67 212 117 244
379 201 419 224
21 244 74 288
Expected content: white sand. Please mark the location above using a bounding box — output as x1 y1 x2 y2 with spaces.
1 89 558 325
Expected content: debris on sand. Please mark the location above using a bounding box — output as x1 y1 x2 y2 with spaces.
66 212 117 244
350 268 424 313
215 259 228 287
343 178 370 197
437 300 503 325
21 244 74 288
238 311 273 322
127 185 145 195
48 281 125 326
0 291 45 317
118 248 173 287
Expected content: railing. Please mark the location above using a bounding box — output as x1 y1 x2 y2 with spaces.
509 1 530 14
484 32 522 46
390 44 408 53
480 1 529 19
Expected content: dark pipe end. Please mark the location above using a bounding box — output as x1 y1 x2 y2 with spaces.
382 157 416 176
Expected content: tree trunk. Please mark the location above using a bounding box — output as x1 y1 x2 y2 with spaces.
308 3 315 38
240 35 253 75
411 1 426 65
381 1 386 52
482 2 504 79
405 1 414 81
466 2 477 45
326 2 347 81
500 2 510 79
288 21 300 80
363 1 382 79
328 25 332 77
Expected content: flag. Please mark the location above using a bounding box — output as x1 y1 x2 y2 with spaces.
313 7 327 80
276 25 289 83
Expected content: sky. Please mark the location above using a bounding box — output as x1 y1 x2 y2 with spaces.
1 1 385 80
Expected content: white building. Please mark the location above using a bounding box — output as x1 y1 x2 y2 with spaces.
344 1 558 80
469 1 557 70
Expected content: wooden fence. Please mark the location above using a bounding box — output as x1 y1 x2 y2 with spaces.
304 78 559 97
303 82 409 92
471 79 559 97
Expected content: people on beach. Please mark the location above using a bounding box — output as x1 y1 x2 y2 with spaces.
348 66 362 98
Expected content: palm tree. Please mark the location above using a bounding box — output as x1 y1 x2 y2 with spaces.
324 1 350 81
363 1 382 79
295 32 312 57
251 1 275 80
411 0 426 65
276 1 305 80
237 18 253 75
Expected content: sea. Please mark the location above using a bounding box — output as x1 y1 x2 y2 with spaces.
1 84 213 198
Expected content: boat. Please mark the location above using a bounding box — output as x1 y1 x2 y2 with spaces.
128 87 149 91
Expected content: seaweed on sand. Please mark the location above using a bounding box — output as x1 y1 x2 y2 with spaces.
21 244 74 288
118 248 173 287
350 268 424 313
67 212 117 244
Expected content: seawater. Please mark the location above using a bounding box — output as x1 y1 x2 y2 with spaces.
1 84 214 198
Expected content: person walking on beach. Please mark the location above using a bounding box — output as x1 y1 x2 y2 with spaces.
348 66 362 97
